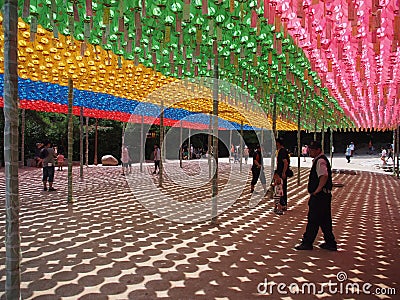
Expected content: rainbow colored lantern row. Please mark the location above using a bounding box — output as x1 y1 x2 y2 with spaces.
0 1 364 130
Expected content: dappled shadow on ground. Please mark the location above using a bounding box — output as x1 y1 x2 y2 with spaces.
0 165 399 299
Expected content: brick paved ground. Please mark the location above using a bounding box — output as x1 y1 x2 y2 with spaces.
0 161 399 299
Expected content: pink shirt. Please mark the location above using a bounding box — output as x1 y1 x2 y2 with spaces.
57 154 64 163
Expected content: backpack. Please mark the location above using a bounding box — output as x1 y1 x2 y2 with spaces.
39 148 49 159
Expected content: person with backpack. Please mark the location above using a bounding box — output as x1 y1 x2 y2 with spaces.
41 141 57 191
295 140 337 251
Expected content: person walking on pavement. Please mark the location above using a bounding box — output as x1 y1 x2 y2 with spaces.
250 145 267 194
41 141 57 191
301 144 308 162
345 145 352 163
243 146 249 164
295 140 337 251
153 144 161 174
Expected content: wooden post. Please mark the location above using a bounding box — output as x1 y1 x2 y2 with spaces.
85 117 89 167
240 121 243 173
159 100 164 187
4 0 20 297
20 109 25 168
396 126 399 178
297 103 301 186
94 118 98 166
314 123 317 141
208 112 212 179
271 95 276 177
79 106 84 179
229 129 232 163
179 120 183 168
321 121 325 152
261 127 264 145
272 94 277 139
188 128 191 160
330 128 333 167
67 78 74 203
140 115 144 172
211 57 219 224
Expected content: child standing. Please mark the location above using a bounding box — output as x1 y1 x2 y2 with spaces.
121 145 132 175
57 152 65 171
272 172 284 215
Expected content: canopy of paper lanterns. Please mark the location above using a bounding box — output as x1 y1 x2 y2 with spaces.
4 1 396 130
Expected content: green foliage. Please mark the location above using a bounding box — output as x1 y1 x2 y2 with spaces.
19 110 123 164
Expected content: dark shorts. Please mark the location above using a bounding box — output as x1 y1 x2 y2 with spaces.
43 166 55 182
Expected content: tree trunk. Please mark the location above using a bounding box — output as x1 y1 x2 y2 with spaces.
4 0 21 298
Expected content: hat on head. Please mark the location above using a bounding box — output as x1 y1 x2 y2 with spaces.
308 140 322 150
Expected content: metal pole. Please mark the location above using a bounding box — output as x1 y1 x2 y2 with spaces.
79 106 84 179
21 109 25 168
140 115 144 172
85 116 89 167
240 121 243 173
4 0 20 296
67 79 74 203
297 104 301 186
94 118 98 166
211 57 219 224
179 120 183 168
159 100 164 187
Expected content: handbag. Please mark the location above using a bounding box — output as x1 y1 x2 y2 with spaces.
286 168 294 178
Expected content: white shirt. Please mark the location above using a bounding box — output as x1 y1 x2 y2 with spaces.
312 153 328 178
154 148 161 161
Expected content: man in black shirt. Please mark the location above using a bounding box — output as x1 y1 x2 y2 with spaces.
275 137 289 211
295 140 337 251
250 145 266 193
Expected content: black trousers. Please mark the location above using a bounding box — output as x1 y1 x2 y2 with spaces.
279 178 287 206
251 166 261 186
302 193 336 246
154 160 160 171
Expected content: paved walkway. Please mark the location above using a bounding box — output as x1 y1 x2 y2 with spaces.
0 157 399 299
